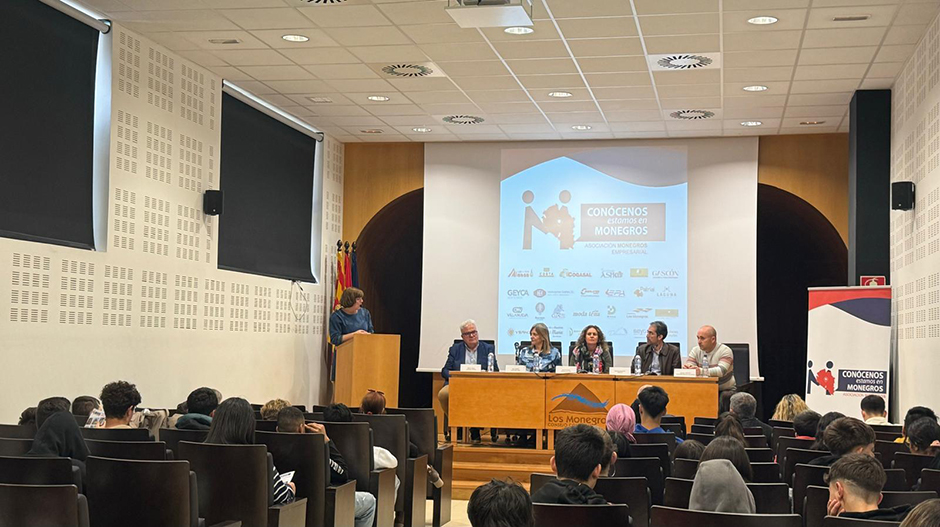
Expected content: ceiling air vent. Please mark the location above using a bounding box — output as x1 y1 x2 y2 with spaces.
443 115 485 125
208 38 241 45
649 52 721 71
305 0 348 3
832 15 870 22
669 110 715 120
307 97 333 104
382 64 434 77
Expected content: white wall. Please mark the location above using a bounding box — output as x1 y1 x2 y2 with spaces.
420 138 759 376
891 12 940 414
0 24 344 422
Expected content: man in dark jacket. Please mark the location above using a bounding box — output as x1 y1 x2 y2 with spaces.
532 424 610 505
827 453 912 521
634 321 681 375
730 392 773 446
175 387 218 430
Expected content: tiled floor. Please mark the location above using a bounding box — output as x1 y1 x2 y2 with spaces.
424 499 471 527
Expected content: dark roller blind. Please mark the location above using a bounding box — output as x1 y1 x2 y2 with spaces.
0 0 99 249
218 93 317 281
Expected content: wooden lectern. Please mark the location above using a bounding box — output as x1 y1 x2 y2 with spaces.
334 333 401 408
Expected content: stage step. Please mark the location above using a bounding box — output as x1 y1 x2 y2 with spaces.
450 444 552 500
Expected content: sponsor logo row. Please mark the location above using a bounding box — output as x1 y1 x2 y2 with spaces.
507 267 679 279
508 304 680 320
507 286 678 298
505 324 680 339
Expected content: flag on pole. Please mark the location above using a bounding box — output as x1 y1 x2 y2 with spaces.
343 247 352 289
351 244 359 288
333 245 345 310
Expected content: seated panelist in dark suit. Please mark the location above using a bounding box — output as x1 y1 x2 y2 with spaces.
439 319 497 444
635 320 681 375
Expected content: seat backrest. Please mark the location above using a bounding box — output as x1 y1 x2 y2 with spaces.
255 430 328 527
617 457 664 505
0 438 32 457
880 490 938 509
687 433 714 445
159 429 208 458
0 455 75 486
178 441 269 527
651 505 801 527
533 503 631 526
804 485 829 527
663 477 693 509
784 448 828 486
0 424 36 439
893 452 935 490
776 438 816 476
771 427 796 452
353 413 409 511
725 343 750 388
884 469 909 491
822 517 900 527
629 443 671 478
303 413 325 422
660 422 685 439
85 456 192 527
793 464 830 516
876 431 903 442
691 424 715 435
385 407 435 459
673 459 699 479
747 483 790 514
694 417 718 426
744 427 764 436
661 415 687 435
751 462 782 483
919 469 940 493
746 448 774 463
80 427 151 442
255 420 278 432
768 420 793 428
634 433 677 455
875 441 909 469
0 483 87 527
319 421 373 492
745 435 768 448
870 424 903 434
595 476 650 527
85 439 169 460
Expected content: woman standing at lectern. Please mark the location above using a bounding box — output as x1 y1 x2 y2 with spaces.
329 287 374 346
570 325 613 373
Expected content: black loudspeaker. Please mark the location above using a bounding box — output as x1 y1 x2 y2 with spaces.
203 190 224 216
892 181 915 211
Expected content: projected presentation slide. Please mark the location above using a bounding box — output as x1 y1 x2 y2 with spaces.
498 149 688 359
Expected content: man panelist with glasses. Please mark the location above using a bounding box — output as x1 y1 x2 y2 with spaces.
439 319 498 444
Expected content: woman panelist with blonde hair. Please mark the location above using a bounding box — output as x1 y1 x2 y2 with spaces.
517 322 561 373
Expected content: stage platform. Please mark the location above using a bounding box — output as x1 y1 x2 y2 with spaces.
444 432 552 500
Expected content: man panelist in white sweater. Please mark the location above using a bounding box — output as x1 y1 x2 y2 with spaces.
683 325 736 412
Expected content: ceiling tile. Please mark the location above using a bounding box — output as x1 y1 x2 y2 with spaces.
403 91 472 104
638 13 720 36
895 3 940 25
505 133 564 140
529 87 594 101
793 63 870 80
724 0 810 10
306 105 371 116
498 124 558 134
475 102 539 113
544 0 633 19
724 30 803 51
874 45 915 63
724 50 798 67
383 115 440 126
325 79 396 92
603 109 663 121
567 37 644 57
577 56 648 73
492 40 572 59
584 72 651 87
806 5 898 29
783 105 848 117
665 119 722 131
558 132 614 140
724 80 791 93
419 43 497 61
598 99 662 110
248 28 340 48
590 86 657 99
659 96 722 107
609 121 667 132
177 50 229 67
780 117 839 128
452 76 522 91
421 103 484 114
517 74 586 89
798 46 878 65
643 34 720 54
399 23 483 44
293 93 357 106
348 45 428 63
207 66 253 81
556 17 638 38
177 30 269 50
653 69 721 85
261 79 333 92
536 100 601 112
438 61 510 77
724 95 788 107
302 64 380 80
802 27 888 48
656 84 720 98
444 124 506 134
613 131 669 138
387 77 460 92
110 10 239 32
866 62 903 78
724 118 781 129
327 116 387 126
786 92 854 105
323 26 413 47
279 47 361 65
238 65 314 80
505 58 578 75
789 79 860 93
218 8 311 29
143 31 202 51
723 107 785 118
722 9 808 32
228 80 278 95
375 1 454 25
297 5 392 27
724 67 794 82
364 104 426 116
485 113 550 124
883 24 929 46
211 49 292 66
546 111 606 123
633 0 718 15
202 0 289 7
859 78 895 89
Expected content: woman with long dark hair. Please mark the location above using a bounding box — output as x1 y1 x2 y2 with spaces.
205 397 295 504
570 325 612 373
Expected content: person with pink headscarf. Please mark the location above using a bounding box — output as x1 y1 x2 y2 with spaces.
606 404 637 442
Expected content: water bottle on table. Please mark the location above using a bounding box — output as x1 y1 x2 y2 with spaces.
632 355 642 375
487 352 495 372
593 354 601 374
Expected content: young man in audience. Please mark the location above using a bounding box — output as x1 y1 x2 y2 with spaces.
468 479 534 527
277 407 376 527
827 453 913 521
531 424 611 505
71 396 99 418
861 395 890 425
897 406 937 444
793 410 822 440
635 385 684 443
260 398 290 420
901 498 940 527
18 407 36 426
175 387 219 430
809 417 877 466
730 392 773 446
35 397 70 428
100 381 141 428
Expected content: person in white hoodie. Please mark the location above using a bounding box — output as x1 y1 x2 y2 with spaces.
689 458 756 514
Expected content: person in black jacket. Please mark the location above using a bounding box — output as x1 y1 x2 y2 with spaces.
827 453 912 522
531 424 611 506
730 392 773 447
276 407 376 527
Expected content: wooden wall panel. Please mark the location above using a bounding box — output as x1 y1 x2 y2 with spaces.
758 133 849 245
343 143 424 241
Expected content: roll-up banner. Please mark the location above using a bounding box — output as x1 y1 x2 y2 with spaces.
806 286 892 418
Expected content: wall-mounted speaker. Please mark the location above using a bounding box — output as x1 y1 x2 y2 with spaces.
892 181 914 211
203 190 224 216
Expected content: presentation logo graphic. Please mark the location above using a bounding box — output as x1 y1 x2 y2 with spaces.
534 289 547 298
548 383 611 427
607 306 617 317
539 268 555 278
627 307 653 319
552 304 565 318
535 303 546 315
634 287 654 298
807 360 887 396
601 269 624 278
506 289 529 297
654 309 679 317
631 268 649 278
657 287 677 297
652 269 679 279
581 288 600 297
605 289 625 297
560 268 592 278
507 268 533 278
522 190 576 249
508 307 528 319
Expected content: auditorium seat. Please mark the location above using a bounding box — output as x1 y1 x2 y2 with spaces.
784 449 829 487
160 428 208 458
0 456 81 491
660 422 685 439
178 441 307 527
651 505 801 527
892 452 935 489
72 415 89 427
529 473 553 494
663 477 693 509
617 457 664 505
0 483 89 527
746 448 775 463
875 431 903 442
691 424 715 434
745 435 769 448
0 423 36 439
775 437 816 478
870 424 903 434
768 420 793 428
661 416 687 437
694 417 718 426
255 420 278 432
79 427 150 442
673 459 699 479
533 503 630 527
0 438 32 456
84 439 171 460
880 490 938 508
804 486 829 527
748 483 791 514
629 443 671 478
751 462 782 483
822 517 900 526
793 465 830 516
884 469 909 491
919 469 940 493
875 440 909 469
744 427 765 436
687 432 714 445
595 477 651 527
633 432 677 455
771 427 795 452
303 412 324 421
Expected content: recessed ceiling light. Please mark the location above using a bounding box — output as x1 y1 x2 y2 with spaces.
548 91 573 98
367 95 390 102
800 120 827 125
504 26 534 35
747 16 778 25
208 38 241 45
742 85 768 92
740 121 763 127
281 34 309 42
360 129 383 134
571 125 592 131
412 127 433 133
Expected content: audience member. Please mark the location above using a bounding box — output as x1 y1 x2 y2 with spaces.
730 392 773 446
100 380 141 429
260 399 290 421
811 411 846 451
323 403 400 504
700 436 752 482
71 396 99 417
714 412 746 446
809 417 876 466
827 453 912 521
793 410 822 439
176 387 219 430
906 417 940 457
608 431 631 460
901 498 940 527
205 397 294 504
898 407 938 444
771 394 809 422
468 479 534 527
636 386 684 443
360 389 386 415
26 411 89 480
673 439 706 461
277 407 376 527
531 424 611 505
690 458 756 513
36 396 70 429
861 395 890 425
606 404 637 444
18 407 36 426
